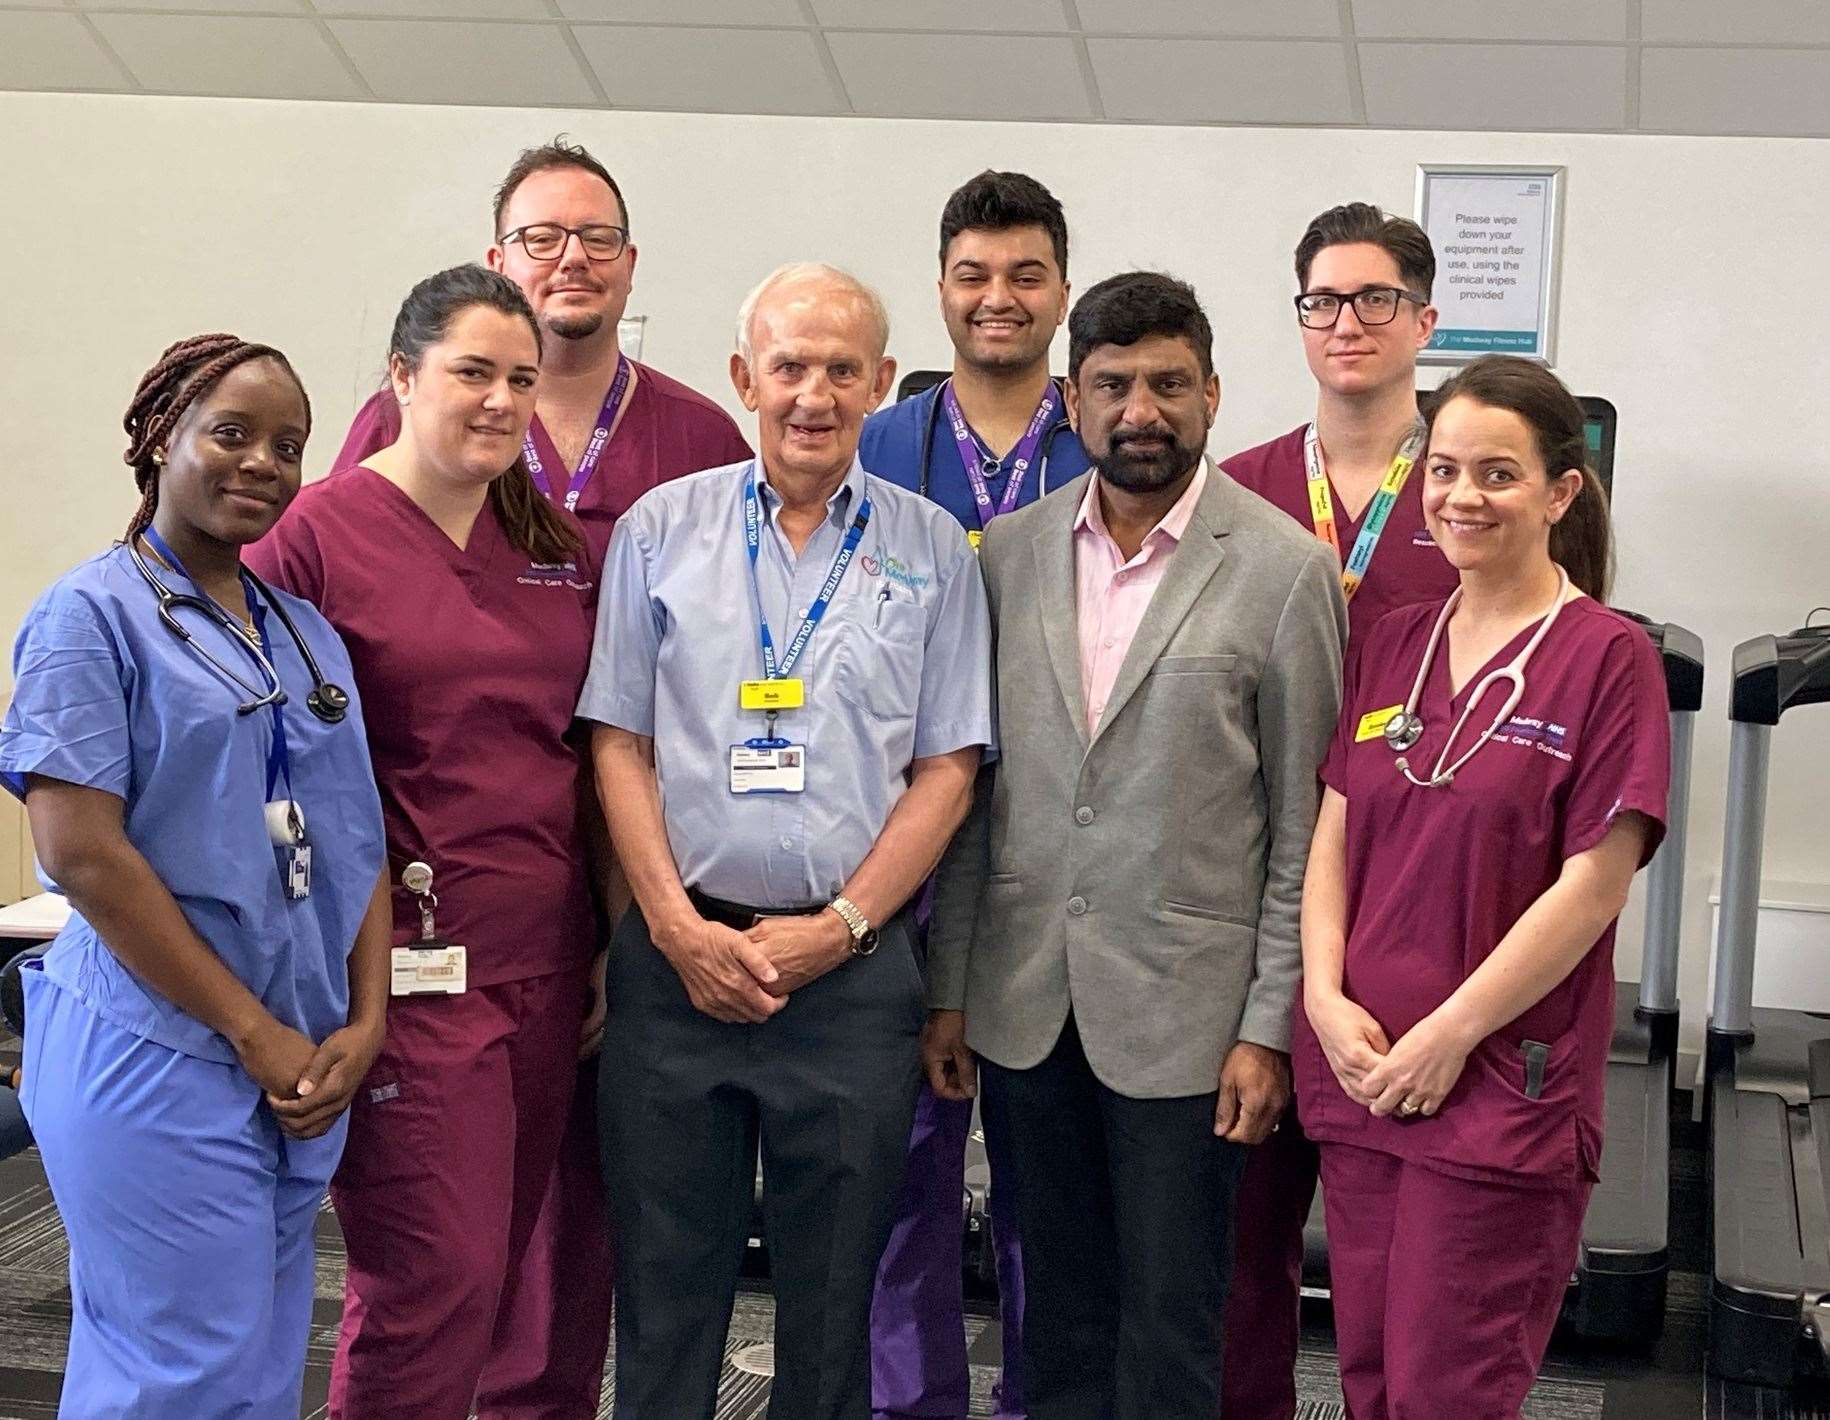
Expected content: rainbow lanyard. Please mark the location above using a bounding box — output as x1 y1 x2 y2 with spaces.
1302 418 1428 603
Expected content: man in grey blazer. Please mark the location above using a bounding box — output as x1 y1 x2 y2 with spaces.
926 272 1346 1418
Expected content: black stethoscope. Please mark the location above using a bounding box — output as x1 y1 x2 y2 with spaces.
916 378 1076 501
129 535 350 724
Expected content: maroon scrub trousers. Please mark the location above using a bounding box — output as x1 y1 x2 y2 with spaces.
1293 595 1671 1419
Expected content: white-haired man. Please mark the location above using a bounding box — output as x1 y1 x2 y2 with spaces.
579 263 995 1419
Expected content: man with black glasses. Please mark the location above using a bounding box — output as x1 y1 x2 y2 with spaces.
331 137 751 1420
336 136 751 565
1218 203 1460 1420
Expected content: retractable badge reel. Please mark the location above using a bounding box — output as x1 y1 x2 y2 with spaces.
391 861 467 997
265 799 311 901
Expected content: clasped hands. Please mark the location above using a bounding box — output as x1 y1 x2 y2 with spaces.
660 908 855 1024
1306 990 1475 1120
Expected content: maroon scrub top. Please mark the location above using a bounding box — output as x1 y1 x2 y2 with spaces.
1292 595 1670 1187
246 467 600 986
1223 425 1460 646
334 360 752 567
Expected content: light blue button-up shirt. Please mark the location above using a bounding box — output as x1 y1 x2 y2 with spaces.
578 456 994 909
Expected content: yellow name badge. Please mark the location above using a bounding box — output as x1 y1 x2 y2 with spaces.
739 678 805 712
967 529 983 551
1355 704 1405 742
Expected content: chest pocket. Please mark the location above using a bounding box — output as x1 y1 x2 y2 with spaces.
834 599 926 721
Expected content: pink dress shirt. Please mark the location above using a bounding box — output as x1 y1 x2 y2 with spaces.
1073 461 1210 733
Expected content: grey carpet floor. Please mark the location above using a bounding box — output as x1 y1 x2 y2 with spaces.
0 1141 1607 1419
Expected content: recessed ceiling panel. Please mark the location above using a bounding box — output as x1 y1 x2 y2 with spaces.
89 14 365 100
575 26 840 115
1089 38 1354 124
826 30 1092 120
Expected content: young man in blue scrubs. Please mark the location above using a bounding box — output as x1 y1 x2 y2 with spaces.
859 170 1090 1420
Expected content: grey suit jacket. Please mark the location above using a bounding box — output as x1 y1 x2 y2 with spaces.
929 462 1346 1099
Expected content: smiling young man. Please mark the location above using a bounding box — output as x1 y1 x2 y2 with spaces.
335 139 751 566
859 169 1090 1420
1217 204 1461 1420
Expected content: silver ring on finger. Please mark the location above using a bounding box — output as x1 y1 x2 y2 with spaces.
1398 1096 1422 1117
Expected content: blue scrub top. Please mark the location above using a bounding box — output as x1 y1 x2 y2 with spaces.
859 381 1092 530
0 545 385 1063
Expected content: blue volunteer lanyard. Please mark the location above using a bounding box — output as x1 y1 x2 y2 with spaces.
941 379 1060 529
141 526 291 802
742 474 873 681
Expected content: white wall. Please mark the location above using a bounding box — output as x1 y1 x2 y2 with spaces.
3 92 1827 1052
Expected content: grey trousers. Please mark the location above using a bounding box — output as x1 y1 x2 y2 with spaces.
600 904 924 1420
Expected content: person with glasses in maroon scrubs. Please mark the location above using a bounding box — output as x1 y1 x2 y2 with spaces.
330 139 751 1418
1218 204 1460 1419
1294 355 1669 1417
248 265 604 1419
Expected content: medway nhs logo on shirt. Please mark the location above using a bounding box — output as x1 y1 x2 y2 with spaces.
1501 716 1572 762
518 560 594 592
861 552 930 592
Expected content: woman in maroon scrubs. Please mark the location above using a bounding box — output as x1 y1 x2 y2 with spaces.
247 264 604 1417
1293 355 1670 1418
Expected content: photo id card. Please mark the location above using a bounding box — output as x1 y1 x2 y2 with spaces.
391 941 468 996
730 739 807 795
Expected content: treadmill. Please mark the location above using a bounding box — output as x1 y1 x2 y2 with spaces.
1562 616 1704 1342
1302 614 1702 1333
1706 621 1830 1385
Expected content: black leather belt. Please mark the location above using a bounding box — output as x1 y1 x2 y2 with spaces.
686 888 824 933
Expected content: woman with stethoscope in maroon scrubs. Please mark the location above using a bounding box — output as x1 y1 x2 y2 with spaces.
1292 354 1671 1418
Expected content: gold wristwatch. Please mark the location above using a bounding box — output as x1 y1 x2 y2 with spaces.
827 895 880 957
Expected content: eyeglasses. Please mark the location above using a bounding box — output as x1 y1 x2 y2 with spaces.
499 223 630 262
1294 286 1426 329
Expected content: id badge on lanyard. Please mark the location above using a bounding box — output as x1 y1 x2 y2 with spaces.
391 862 467 996
246 590 312 901
732 476 873 796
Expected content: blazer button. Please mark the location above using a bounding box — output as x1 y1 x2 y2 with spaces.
1067 896 1088 916
1075 806 1095 825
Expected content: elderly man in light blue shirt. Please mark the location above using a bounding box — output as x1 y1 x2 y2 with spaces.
579 261 993 1420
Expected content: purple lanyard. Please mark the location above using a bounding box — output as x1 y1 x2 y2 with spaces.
942 379 1060 529
522 355 631 513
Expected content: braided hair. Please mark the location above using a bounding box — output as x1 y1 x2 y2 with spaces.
121 334 310 541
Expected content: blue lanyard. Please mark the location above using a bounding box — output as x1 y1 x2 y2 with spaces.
141 527 291 802
742 474 873 681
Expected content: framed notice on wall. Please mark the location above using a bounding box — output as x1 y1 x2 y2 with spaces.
1415 164 1564 365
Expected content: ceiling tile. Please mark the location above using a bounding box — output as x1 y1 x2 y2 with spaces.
0 12 124 90
88 14 364 99
574 26 838 115
79 0 304 11
1350 0 1629 42
328 18 598 106
1641 47 1830 135
317 0 553 18
810 0 1067 30
558 0 804 23
825 31 1091 119
1089 38 1352 123
1641 0 1830 45
1073 0 1342 38
1360 42 1626 130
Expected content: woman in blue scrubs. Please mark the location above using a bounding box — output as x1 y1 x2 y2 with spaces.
0 334 390 1417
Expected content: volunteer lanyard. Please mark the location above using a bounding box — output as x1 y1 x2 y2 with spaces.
942 379 1059 528
523 354 631 513
1303 419 1428 603
742 475 873 681
142 527 291 802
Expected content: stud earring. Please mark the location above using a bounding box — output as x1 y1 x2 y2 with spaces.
151 450 165 466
